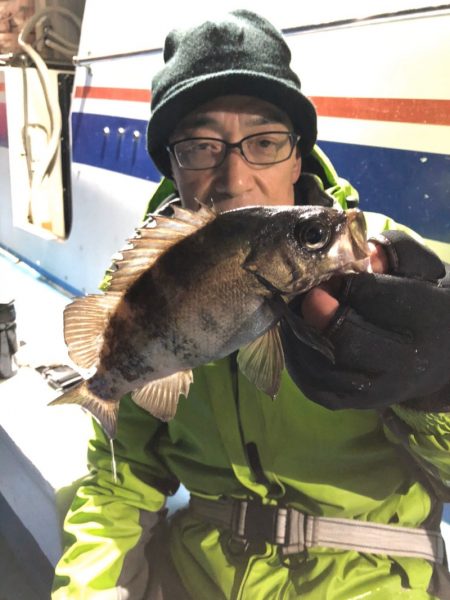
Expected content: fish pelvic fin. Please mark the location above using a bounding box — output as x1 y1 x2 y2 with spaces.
107 204 216 293
64 293 121 369
132 370 193 421
237 326 285 399
48 382 119 439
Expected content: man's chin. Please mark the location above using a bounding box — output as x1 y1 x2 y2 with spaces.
213 198 263 213
182 198 252 213
182 196 294 213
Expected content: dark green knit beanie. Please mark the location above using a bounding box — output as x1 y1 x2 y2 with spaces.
147 9 317 177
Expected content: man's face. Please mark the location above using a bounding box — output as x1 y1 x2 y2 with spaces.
168 95 301 213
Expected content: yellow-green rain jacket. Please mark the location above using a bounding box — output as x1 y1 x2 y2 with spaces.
53 147 450 599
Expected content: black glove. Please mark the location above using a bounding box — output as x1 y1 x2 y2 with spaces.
280 231 450 411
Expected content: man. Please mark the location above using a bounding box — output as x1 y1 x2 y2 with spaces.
53 10 450 599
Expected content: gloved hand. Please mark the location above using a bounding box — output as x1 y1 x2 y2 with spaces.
280 231 450 411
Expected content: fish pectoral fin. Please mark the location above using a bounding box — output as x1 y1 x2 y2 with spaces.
131 370 193 421
48 382 119 439
269 295 335 363
237 326 284 399
64 293 121 369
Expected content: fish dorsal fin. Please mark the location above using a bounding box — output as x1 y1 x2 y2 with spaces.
237 326 285 399
172 202 217 226
64 292 121 369
131 370 193 421
108 205 216 293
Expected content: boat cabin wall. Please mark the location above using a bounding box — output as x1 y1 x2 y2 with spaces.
0 1 449 296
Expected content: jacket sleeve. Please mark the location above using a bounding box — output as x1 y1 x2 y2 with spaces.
363 212 450 498
382 407 450 500
52 394 179 599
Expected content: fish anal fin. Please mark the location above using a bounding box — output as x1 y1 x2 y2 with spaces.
49 382 119 439
64 293 121 369
237 326 284 399
131 370 193 421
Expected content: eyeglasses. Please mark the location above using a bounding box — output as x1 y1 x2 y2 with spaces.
166 131 300 170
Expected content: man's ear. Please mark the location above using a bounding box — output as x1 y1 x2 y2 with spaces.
291 151 302 184
168 154 177 180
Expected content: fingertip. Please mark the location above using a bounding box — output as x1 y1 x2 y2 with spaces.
368 241 389 273
302 287 339 331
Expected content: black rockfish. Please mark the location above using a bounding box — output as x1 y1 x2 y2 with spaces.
50 204 369 438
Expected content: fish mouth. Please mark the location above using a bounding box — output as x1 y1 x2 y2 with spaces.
346 209 370 262
339 256 371 275
334 209 370 276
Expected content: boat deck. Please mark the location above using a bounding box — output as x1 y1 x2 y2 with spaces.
0 248 190 599
0 248 92 598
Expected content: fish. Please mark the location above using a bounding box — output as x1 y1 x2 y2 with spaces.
49 203 369 439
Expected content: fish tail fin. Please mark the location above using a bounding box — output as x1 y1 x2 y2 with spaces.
48 382 119 439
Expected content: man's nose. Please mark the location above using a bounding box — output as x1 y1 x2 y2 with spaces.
213 148 253 196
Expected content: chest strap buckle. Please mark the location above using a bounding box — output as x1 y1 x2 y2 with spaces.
232 499 289 545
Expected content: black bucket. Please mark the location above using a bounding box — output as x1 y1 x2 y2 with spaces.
0 300 18 379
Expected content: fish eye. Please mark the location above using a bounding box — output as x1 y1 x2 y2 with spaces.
297 219 332 251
